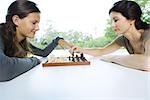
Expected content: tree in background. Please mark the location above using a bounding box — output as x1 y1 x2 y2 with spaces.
139 0 150 23
31 0 150 49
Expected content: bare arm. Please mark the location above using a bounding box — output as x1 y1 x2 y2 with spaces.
70 41 121 56
101 39 150 71
31 37 73 57
101 54 150 71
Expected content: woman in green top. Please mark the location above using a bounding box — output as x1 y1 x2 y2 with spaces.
0 0 71 82
70 0 150 71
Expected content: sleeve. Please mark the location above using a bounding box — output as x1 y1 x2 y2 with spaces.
142 29 150 45
0 36 40 82
142 29 150 56
115 36 126 47
31 37 64 57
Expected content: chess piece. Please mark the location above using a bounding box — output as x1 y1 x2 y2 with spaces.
80 53 87 61
71 52 75 62
76 55 80 62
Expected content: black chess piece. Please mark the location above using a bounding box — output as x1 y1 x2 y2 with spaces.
72 57 75 62
71 52 75 62
80 53 87 62
68 56 71 61
76 55 80 62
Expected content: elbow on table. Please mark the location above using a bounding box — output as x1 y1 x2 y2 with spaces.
144 57 150 72
0 74 14 82
0 67 17 82
143 66 150 72
142 68 150 72
141 62 150 72
139 57 150 72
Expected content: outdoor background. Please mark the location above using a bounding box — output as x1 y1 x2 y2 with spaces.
0 0 149 49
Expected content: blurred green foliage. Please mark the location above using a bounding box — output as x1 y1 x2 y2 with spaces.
30 0 150 49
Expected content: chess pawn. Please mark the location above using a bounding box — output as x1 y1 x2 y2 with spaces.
75 55 80 62
80 53 87 61
72 56 75 62
68 56 71 61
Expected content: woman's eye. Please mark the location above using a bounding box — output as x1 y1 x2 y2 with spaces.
31 21 37 25
32 22 36 24
114 19 118 22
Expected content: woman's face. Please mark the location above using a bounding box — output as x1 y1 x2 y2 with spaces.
14 12 40 41
110 11 131 34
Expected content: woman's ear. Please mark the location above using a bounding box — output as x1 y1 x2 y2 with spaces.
12 15 20 26
130 20 135 25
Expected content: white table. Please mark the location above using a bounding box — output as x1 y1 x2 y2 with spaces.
0 51 150 100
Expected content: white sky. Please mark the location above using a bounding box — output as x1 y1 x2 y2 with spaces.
0 0 118 38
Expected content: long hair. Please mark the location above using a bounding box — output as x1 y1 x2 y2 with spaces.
109 0 149 30
0 0 40 57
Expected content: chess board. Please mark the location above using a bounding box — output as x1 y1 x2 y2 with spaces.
42 53 90 67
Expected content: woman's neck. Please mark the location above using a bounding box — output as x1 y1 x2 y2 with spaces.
16 30 25 42
124 29 144 42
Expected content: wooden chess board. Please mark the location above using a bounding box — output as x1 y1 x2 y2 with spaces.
42 53 90 67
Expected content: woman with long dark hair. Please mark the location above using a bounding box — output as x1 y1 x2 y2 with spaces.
0 0 71 81
70 0 150 71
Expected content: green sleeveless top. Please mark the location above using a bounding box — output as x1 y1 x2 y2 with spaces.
115 28 150 54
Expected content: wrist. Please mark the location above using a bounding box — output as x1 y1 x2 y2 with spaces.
55 37 64 44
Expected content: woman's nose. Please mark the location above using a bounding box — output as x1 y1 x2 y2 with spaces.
35 24 39 31
111 22 116 29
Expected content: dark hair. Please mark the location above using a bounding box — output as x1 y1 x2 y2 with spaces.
109 0 149 30
0 0 40 57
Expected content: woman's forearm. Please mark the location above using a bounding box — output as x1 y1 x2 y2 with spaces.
31 37 62 57
0 54 40 82
101 54 150 71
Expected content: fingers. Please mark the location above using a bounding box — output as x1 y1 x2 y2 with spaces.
58 39 67 46
69 46 82 54
58 39 74 48
69 46 77 54
58 39 82 54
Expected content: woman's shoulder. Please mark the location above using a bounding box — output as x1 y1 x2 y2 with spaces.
143 28 150 38
142 27 150 43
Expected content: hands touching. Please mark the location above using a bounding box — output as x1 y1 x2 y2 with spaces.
69 45 83 54
57 38 83 54
58 39 74 48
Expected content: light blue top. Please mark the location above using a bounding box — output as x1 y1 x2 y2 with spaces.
0 34 62 82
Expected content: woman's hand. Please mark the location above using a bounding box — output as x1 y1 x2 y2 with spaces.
58 39 74 48
69 45 83 54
